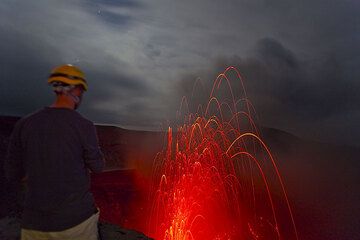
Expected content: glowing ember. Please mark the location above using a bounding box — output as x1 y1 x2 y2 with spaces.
147 67 298 240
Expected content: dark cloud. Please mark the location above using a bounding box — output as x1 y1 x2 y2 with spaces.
255 38 298 69
144 44 161 60
0 26 57 116
98 10 133 26
169 37 360 145
82 0 143 27
88 0 142 8
248 38 358 119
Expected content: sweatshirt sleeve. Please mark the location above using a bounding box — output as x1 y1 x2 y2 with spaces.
5 120 25 182
82 121 105 173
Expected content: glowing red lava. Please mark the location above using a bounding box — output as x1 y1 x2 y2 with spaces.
147 67 298 240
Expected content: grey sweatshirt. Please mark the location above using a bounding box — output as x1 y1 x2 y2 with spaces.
5 107 105 231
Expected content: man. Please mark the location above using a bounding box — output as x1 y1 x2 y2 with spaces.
5 64 105 240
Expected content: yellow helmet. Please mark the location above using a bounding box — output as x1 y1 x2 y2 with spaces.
48 64 88 91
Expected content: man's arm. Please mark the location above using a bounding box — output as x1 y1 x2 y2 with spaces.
5 120 25 182
82 122 105 173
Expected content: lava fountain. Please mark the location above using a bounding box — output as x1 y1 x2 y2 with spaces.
147 67 298 240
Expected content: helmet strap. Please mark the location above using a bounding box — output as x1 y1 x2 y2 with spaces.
68 92 80 105
52 83 80 107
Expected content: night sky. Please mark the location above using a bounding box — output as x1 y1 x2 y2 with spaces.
0 0 359 146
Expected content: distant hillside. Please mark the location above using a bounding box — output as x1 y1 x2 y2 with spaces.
0 116 19 166
95 124 164 172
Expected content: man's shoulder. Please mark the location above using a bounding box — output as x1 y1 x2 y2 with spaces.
19 107 88 123
16 107 95 131
14 109 44 127
65 110 95 130
23 108 45 119
18 108 51 124
72 111 93 126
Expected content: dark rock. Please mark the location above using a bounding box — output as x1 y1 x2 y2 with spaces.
99 222 153 240
0 216 20 240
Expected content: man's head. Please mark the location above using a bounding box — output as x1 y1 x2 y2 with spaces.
48 64 88 109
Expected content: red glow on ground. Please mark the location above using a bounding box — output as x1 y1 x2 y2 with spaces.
91 169 150 231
